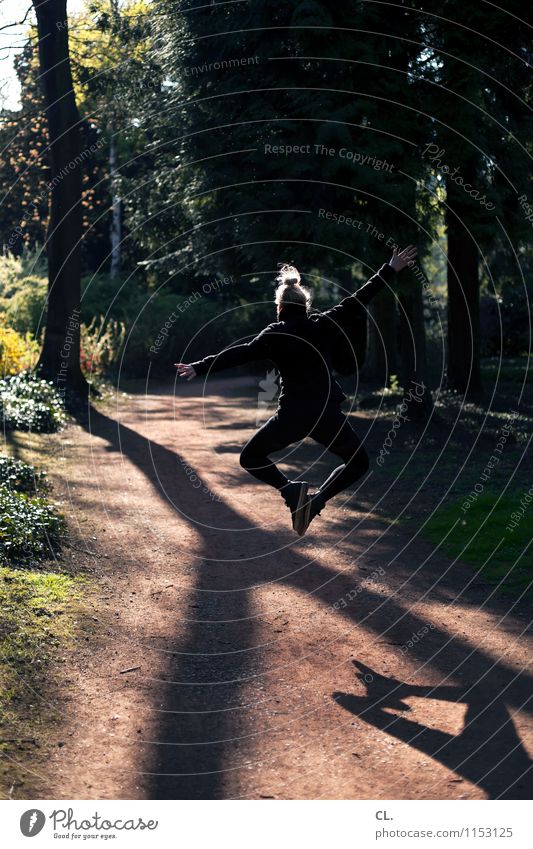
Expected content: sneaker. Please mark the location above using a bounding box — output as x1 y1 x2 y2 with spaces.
280 480 310 535
299 490 326 535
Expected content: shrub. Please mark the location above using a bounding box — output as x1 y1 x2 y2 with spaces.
0 484 66 565
0 248 47 294
81 272 181 374
0 316 39 376
0 371 67 432
0 456 47 494
3 275 47 335
80 315 126 377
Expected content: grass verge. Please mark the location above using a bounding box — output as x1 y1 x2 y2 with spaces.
423 491 532 598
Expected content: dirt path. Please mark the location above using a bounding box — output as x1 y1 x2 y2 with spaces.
25 377 533 799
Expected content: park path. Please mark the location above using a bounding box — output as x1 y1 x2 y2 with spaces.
36 377 532 799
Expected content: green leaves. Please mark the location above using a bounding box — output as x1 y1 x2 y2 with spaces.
0 456 47 495
0 485 66 566
0 371 67 433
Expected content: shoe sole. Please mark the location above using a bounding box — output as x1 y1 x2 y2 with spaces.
299 495 325 537
292 484 311 536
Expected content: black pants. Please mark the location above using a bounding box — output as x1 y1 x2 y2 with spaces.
239 402 370 502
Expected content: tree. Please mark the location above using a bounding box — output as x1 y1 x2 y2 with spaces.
66 0 161 278
418 0 532 398
32 0 87 399
0 42 50 256
147 0 434 416
0 37 103 269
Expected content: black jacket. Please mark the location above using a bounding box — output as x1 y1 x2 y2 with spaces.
190 262 396 407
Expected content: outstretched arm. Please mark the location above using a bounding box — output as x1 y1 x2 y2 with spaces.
175 327 272 381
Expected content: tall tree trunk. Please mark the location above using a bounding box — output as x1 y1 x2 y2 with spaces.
33 0 87 401
109 133 121 280
397 272 434 421
378 1 433 420
361 289 398 385
446 171 483 397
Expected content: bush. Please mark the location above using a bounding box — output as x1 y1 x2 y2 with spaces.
3 275 47 336
0 248 47 294
81 272 181 374
0 371 67 432
0 316 39 376
0 484 65 565
80 315 126 377
0 456 47 494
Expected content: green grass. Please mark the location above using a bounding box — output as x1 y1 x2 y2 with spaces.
0 566 85 726
424 492 533 598
0 434 91 796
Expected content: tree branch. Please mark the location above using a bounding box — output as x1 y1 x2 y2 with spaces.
0 6 32 33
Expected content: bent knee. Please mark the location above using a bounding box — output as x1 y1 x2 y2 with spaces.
239 449 251 469
240 446 258 470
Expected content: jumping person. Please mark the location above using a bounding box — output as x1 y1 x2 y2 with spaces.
176 245 417 536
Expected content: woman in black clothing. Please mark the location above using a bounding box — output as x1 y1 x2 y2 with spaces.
176 244 417 536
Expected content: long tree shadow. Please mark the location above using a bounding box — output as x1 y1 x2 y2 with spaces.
334 661 532 799
81 403 533 799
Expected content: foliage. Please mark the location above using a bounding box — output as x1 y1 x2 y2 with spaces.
0 34 107 270
0 454 79 759
80 315 127 377
144 0 433 294
1 0 531 381
0 371 67 432
0 248 47 294
0 456 47 494
66 0 163 275
480 247 533 357
416 1 532 248
0 450 76 735
0 484 66 565
2 275 47 336
0 43 51 256
0 1 157 275
0 316 39 376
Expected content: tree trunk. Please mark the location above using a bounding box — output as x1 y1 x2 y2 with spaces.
369 1 433 419
361 288 398 385
33 0 87 401
397 272 434 421
446 174 483 397
109 133 121 280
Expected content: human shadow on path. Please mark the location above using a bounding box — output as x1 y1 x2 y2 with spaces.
334 661 532 799
82 405 533 800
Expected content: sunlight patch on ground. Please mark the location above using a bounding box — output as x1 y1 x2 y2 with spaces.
399 697 469 738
